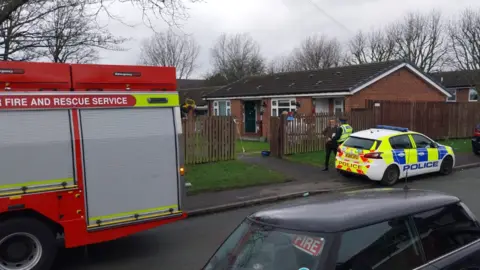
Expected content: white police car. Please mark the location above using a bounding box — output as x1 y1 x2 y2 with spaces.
335 125 455 186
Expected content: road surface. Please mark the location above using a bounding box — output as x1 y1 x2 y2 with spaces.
53 167 480 270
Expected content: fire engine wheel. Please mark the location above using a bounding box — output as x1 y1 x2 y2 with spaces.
0 218 57 270
380 165 399 186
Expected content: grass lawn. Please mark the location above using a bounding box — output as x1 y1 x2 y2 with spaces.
437 138 472 153
236 140 270 154
285 151 333 168
185 160 286 194
286 139 473 167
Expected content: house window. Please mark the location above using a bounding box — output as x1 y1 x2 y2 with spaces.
469 88 478 102
213 101 231 116
271 99 296 117
333 98 344 113
446 89 457 102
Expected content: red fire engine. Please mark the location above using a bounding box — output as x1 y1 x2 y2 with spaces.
0 61 187 270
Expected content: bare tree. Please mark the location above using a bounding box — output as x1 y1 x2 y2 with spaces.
0 0 202 29
290 35 342 71
139 30 200 79
267 55 298 74
0 1 49 61
346 29 397 65
38 1 126 63
210 33 265 82
391 10 448 72
448 9 480 71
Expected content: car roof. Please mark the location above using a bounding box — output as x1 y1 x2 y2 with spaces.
351 128 404 140
247 188 460 233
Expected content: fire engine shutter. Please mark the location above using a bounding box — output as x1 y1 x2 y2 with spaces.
0 110 75 193
80 107 180 227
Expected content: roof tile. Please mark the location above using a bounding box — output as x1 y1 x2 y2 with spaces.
206 60 403 98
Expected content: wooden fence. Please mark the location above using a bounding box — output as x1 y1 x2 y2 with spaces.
270 101 480 156
270 110 374 156
368 100 480 139
182 116 236 164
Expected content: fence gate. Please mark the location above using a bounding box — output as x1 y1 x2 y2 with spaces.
182 116 236 164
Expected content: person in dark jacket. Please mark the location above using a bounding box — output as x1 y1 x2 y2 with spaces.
322 119 338 171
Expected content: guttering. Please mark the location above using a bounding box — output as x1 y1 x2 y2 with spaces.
203 91 352 101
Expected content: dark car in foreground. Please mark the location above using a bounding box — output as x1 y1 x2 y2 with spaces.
473 124 480 155
203 188 480 270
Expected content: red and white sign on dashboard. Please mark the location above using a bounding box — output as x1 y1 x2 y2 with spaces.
0 95 137 109
292 235 325 256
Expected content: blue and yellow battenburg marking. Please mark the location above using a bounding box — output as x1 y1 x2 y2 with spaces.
389 146 451 171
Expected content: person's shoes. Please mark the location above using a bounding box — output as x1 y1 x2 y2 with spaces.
322 168 328 171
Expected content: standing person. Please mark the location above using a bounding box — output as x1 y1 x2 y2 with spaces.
324 117 353 171
322 119 338 171
333 116 353 146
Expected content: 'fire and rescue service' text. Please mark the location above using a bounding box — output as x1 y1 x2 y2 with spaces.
0 95 136 109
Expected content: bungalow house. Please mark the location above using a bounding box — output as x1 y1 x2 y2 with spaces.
203 60 451 139
430 70 479 103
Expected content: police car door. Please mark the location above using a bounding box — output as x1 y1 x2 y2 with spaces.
389 135 420 177
411 134 440 174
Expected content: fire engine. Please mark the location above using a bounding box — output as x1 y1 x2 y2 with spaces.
0 61 187 270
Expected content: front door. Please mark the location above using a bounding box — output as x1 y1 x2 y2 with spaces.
244 101 256 133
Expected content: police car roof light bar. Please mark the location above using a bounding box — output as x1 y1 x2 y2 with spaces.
376 125 409 132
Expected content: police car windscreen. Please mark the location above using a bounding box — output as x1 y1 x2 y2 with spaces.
343 136 377 150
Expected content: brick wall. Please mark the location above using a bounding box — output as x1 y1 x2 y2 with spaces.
455 88 469 102
345 67 447 112
230 100 242 138
261 98 271 139
296 97 313 115
454 88 479 103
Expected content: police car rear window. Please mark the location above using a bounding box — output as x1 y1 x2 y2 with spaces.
343 137 379 150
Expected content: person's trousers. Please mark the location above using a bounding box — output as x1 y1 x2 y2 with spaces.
324 142 338 168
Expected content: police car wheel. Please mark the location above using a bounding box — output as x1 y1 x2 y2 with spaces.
380 165 399 186
337 169 353 178
440 156 454 175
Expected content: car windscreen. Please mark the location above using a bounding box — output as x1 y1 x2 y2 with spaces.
342 136 378 150
203 219 329 270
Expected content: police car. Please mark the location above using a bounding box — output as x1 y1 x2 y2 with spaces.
335 125 455 186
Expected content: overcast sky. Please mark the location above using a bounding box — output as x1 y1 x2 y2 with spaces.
96 0 479 79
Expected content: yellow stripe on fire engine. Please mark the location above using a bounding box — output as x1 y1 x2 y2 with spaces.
131 93 180 107
0 178 74 190
0 185 78 197
87 210 183 228
88 204 179 224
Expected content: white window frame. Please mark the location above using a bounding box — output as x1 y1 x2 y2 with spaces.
469 88 478 102
213 100 231 116
271 98 296 117
333 98 344 113
446 89 457 102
